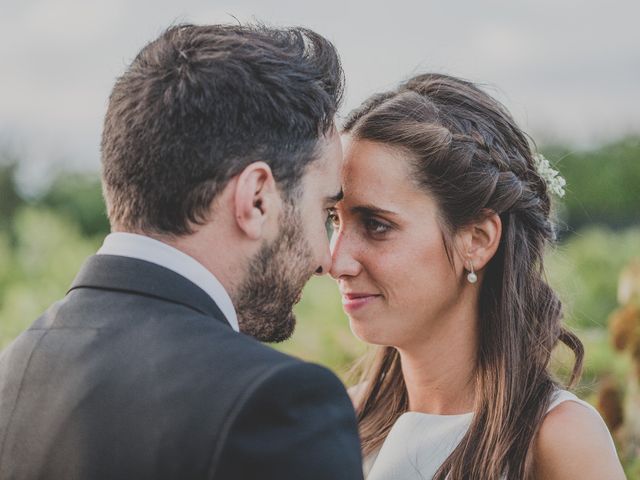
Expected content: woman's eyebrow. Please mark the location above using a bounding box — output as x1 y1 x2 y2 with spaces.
350 204 399 217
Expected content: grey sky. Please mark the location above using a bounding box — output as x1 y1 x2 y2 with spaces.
2 0 639 186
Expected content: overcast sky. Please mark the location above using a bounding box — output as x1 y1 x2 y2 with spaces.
2 0 639 188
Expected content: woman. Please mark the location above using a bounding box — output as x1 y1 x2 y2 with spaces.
328 74 624 479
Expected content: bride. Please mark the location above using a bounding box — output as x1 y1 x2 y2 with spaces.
328 73 624 479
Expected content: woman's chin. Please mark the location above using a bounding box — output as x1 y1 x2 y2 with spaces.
348 317 391 346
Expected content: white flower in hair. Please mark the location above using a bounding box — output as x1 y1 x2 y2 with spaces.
533 153 566 198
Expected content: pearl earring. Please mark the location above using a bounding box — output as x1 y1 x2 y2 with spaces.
467 261 477 284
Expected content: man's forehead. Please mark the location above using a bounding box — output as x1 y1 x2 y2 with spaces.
307 131 343 176
319 129 343 162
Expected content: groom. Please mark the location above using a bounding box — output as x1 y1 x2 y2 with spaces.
0 24 362 479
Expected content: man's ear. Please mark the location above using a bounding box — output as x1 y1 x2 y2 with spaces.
233 161 280 241
456 210 502 272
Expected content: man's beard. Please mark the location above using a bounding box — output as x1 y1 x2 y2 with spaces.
234 206 315 343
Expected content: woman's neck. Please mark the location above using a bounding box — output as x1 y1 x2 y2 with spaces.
397 305 479 415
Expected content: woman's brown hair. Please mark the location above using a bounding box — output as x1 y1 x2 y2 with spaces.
344 74 583 479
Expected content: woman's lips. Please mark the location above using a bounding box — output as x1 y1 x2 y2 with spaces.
341 293 381 312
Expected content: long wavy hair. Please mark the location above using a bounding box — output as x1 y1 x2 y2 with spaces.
343 73 584 479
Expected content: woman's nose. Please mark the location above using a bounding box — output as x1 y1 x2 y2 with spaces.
329 231 362 279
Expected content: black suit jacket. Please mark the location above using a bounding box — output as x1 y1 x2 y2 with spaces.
0 255 363 479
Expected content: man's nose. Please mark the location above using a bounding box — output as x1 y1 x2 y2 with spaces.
314 243 332 276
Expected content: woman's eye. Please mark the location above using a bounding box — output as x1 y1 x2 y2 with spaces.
364 218 390 235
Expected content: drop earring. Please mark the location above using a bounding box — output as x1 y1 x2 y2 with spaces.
467 261 477 284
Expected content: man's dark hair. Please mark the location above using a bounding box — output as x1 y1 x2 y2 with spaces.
101 23 344 235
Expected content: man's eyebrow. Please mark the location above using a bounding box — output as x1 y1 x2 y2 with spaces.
350 204 399 217
325 189 344 204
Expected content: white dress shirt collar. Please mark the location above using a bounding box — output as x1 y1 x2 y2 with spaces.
97 232 239 332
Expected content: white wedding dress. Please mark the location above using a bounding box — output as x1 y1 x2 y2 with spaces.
363 389 617 479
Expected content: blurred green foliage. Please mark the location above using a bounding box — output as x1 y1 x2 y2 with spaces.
37 174 110 238
542 136 640 232
547 227 640 329
0 208 100 348
0 153 22 244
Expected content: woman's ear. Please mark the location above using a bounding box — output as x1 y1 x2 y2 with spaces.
456 210 502 273
232 161 280 241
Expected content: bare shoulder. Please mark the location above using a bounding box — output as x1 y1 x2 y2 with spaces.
533 400 625 479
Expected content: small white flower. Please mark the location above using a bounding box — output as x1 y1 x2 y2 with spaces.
533 153 566 198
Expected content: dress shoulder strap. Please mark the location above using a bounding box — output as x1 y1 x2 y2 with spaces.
546 389 596 414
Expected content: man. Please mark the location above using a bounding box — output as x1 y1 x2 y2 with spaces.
0 24 363 479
